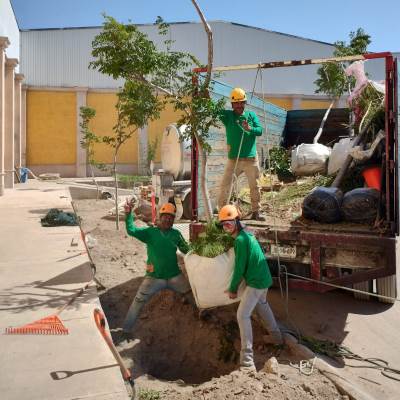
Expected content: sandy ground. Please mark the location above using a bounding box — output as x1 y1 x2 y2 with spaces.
73 199 348 400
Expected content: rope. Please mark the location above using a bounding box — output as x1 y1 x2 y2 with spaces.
290 357 317 376
301 336 400 381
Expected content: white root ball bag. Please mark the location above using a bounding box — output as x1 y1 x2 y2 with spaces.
184 248 245 309
291 143 331 176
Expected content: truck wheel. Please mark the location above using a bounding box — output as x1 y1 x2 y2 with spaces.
376 275 397 304
182 192 192 220
353 280 372 301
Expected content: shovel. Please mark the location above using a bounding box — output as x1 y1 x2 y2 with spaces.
94 308 136 399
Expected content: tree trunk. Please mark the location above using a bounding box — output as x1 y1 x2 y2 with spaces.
89 163 100 200
191 0 214 222
113 150 119 230
195 132 213 221
313 99 335 144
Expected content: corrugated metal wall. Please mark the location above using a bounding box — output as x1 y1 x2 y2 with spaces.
21 22 338 95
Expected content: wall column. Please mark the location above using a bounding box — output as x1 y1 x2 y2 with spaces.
14 73 24 178
21 85 27 167
292 95 302 110
0 37 10 196
137 125 148 175
76 88 88 177
5 58 18 188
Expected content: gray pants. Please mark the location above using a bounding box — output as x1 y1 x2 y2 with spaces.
122 274 192 333
237 286 280 368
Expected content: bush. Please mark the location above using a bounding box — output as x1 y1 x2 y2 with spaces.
190 221 234 258
266 146 294 181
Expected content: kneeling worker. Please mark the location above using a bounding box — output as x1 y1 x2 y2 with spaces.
219 204 282 370
122 201 192 339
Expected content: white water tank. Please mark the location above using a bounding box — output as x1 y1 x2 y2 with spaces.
161 124 192 180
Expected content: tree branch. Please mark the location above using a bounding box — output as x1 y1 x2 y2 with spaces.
191 0 213 89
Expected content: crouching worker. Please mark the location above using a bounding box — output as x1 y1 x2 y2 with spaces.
122 201 193 339
219 205 282 370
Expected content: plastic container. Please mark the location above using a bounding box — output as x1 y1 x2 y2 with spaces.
362 166 382 191
328 137 356 176
161 124 191 180
20 167 29 183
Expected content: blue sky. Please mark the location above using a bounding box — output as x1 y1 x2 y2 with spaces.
11 0 399 52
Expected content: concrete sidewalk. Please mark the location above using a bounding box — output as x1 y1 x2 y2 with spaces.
0 180 130 400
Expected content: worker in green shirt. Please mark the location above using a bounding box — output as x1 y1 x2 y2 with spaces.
218 87 265 221
219 204 283 370
122 202 192 339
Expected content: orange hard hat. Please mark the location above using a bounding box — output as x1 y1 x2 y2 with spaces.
159 203 176 216
230 87 247 103
218 205 239 222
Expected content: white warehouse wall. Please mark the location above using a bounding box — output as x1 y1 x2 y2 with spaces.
20 21 398 96
21 21 338 95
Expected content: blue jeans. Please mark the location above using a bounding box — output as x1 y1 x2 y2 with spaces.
237 286 280 368
122 274 192 333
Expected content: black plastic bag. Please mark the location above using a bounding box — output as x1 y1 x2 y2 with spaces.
302 187 343 223
341 188 380 224
41 208 79 227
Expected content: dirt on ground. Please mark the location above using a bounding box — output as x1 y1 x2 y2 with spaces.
74 198 347 400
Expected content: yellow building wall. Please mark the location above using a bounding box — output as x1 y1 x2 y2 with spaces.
147 102 183 163
300 100 332 110
87 93 137 164
266 97 292 110
26 91 76 165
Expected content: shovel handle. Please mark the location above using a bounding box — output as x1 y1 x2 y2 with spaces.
93 308 132 382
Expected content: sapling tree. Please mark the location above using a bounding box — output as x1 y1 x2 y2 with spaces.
89 11 224 226
79 106 106 198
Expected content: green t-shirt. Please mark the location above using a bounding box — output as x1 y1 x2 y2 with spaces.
219 109 263 159
125 213 190 279
229 229 272 292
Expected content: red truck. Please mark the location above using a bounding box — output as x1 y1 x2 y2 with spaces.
190 52 398 303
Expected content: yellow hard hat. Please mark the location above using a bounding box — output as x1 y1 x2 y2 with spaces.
230 87 247 103
218 205 239 222
159 203 176 216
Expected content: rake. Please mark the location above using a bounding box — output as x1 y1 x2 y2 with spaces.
5 281 91 335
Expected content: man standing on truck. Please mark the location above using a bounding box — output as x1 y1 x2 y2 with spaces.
121 201 193 339
218 87 265 221
219 204 283 370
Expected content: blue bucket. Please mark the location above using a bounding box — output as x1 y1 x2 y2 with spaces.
20 167 29 183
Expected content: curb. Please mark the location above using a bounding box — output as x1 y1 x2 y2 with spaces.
283 333 376 400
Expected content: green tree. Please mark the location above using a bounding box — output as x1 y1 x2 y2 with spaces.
313 28 371 141
315 28 371 99
79 106 107 198
89 11 223 225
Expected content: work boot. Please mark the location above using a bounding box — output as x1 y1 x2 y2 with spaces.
251 211 266 221
263 330 284 346
119 330 135 343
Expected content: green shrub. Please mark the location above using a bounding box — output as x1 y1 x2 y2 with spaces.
138 388 162 400
190 221 234 258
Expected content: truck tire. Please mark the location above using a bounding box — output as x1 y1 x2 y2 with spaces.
376 275 397 304
353 280 372 301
